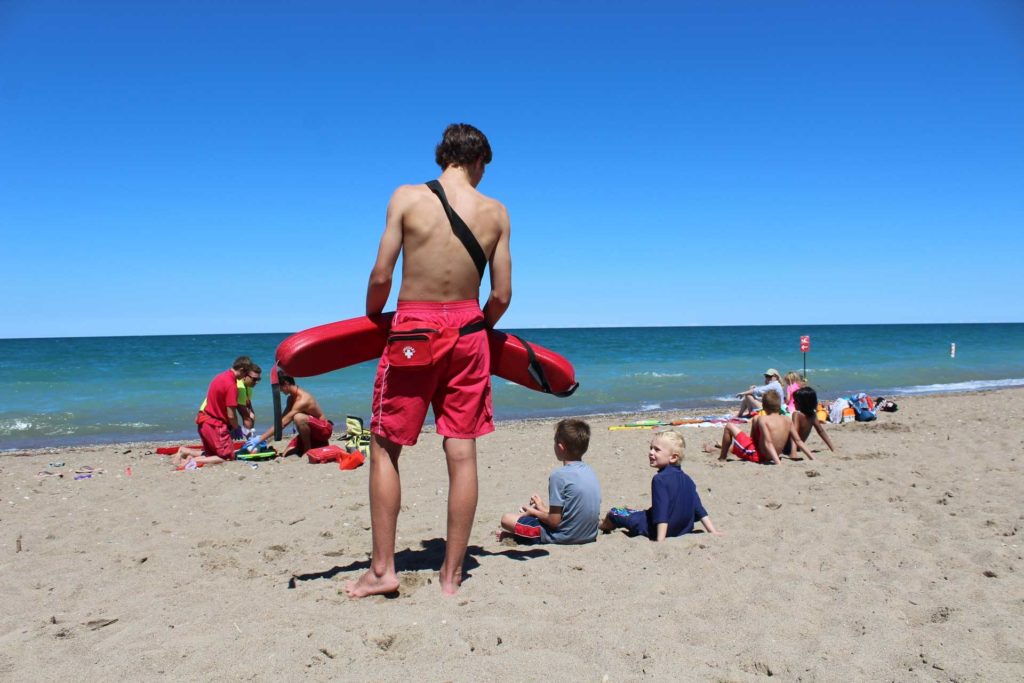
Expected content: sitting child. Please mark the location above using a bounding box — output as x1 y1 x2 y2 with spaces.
599 431 721 541
704 390 813 464
782 371 805 414
499 418 602 544
792 386 835 453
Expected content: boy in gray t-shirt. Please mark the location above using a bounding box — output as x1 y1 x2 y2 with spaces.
499 419 602 544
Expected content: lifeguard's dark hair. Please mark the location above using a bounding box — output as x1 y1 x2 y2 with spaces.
232 356 253 371
555 418 590 458
435 123 492 169
277 373 296 387
793 386 819 417
762 390 782 414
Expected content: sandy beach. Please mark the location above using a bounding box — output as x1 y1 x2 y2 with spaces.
1 389 1022 681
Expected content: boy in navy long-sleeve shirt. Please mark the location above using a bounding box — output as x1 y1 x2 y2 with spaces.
600 431 721 542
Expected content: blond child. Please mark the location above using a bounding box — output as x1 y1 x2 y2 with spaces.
599 431 721 541
782 371 804 414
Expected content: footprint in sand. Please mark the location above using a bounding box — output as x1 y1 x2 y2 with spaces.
262 544 288 562
398 572 431 595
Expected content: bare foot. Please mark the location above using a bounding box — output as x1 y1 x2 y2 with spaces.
438 569 463 596
701 443 718 454
344 569 399 598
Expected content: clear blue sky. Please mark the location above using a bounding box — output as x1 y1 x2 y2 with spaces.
3 0 1022 337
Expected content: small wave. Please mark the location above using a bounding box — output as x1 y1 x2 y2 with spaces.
639 403 661 411
109 422 157 429
890 377 1024 395
0 419 33 433
633 371 687 379
714 395 736 402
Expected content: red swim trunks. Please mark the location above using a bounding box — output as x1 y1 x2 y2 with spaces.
371 300 494 446
730 431 763 463
287 415 333 452
196 412 236 459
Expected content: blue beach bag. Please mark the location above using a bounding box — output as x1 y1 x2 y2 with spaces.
847 393 877 422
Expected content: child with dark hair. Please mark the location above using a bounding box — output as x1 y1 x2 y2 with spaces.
792 386 835 453
499 419 602 544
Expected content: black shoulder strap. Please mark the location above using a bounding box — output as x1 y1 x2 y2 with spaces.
425 180 487 279
510 334 579 398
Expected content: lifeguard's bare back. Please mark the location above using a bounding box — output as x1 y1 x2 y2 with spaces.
348 123 511 598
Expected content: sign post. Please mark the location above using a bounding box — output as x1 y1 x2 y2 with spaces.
799 335 811 379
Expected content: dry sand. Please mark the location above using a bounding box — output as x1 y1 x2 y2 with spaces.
1 389 1022 681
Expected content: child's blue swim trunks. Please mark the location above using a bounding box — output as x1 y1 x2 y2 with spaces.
607 506 651 538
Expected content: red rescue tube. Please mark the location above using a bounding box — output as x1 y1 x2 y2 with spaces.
274 313 578 397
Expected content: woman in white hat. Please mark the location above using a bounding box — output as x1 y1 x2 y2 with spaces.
735 368 786 418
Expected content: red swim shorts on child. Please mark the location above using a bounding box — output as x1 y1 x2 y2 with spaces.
371 300 494 446
198 417 237 459
513 515 542 541
730 431 763 463
287 415 333 452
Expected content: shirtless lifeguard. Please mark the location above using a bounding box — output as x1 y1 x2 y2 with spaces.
257 374 331 456
346 123 512 598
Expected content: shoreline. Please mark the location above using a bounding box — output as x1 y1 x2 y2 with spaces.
6 385 1023 457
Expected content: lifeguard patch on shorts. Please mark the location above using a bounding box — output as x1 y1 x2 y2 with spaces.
513 515 542 540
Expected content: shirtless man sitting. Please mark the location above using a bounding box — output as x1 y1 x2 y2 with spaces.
346 123 512 598
257 374 332 456
704 391 813 464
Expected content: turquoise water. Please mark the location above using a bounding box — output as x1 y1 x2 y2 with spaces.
3 323 1023 450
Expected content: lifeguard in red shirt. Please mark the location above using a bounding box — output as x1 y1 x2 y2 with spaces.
172 356 253 469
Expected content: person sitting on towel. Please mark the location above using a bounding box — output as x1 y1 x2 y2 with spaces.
734 368 787 418
258 374 333 456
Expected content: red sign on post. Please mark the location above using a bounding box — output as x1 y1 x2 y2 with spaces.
799 335 811 352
